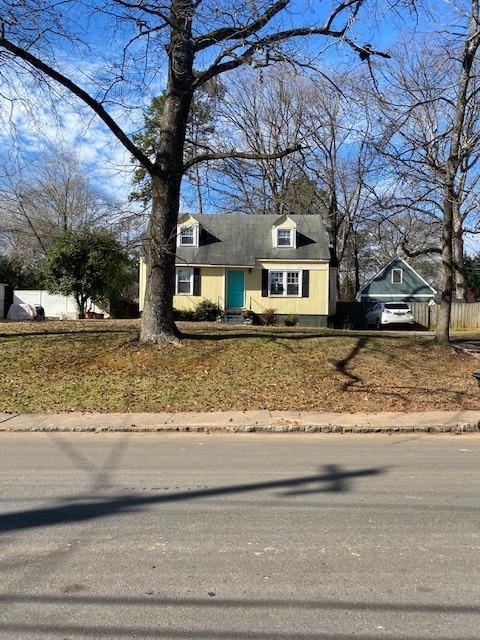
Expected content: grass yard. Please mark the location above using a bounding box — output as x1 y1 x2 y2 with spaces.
0 319 479 413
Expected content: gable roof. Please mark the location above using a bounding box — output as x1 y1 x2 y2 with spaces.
358 257 437 299
176 214 330 266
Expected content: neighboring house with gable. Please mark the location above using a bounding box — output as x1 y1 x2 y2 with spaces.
357 257 437 304
139 213 337 325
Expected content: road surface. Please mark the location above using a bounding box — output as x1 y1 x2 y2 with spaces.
0 432 479 639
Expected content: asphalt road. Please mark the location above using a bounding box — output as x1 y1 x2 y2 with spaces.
0 433 479 640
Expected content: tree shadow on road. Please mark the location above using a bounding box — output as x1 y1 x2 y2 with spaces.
0 463 384 534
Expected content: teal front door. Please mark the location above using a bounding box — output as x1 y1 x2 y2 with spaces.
227 270 245 308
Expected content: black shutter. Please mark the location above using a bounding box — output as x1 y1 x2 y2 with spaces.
193 268 201 296
302 270 310 297
261 269 269 297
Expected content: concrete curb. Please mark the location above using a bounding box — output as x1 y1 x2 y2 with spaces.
1 422 479 434
1 410 479 435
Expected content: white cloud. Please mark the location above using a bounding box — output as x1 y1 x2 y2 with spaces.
0 69 149 202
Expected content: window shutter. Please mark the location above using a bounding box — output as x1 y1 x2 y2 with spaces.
193 268 201 296
302 270 310 297
261 269 269 297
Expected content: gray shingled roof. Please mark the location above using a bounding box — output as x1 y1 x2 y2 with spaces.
176 214 331 265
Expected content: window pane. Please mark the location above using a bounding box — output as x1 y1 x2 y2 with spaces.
286 272 299 295
277 229 292 246
392 269 402 283
177 269 192 294
178 269 191 281
180 227 194 244
385 303 409 309
177 281 191 294
270 271 284 294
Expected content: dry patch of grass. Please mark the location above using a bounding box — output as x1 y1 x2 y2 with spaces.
0 319 479 413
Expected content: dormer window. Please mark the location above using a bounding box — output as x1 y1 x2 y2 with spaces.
391 268 403 284
180 226 194 245
177 222 199 247
277 228 294 247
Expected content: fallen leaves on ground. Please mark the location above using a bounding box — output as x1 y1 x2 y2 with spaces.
0 319 479 413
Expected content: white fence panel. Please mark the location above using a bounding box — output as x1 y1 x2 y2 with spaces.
13 290 106 319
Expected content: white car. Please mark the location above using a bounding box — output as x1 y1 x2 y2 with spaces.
366 302 414 329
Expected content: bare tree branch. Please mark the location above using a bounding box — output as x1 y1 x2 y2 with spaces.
183 144 301 172
0 35 159 176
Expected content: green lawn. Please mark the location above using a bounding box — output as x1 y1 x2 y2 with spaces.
0 319 479 413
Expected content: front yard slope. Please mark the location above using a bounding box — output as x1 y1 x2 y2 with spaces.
0 320 479 413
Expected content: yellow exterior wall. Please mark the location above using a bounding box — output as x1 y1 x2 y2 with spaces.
139 261 225 312
178 215 199 230
276 217 296 229
246 262 329 316
139 259 332 315
174 267 225 310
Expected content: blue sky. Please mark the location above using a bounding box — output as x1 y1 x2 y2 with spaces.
0 0 467 207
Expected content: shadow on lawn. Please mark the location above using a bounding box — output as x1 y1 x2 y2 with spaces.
0 328 134 339
182 329 429 342
327 335 465 404
329 336 369 390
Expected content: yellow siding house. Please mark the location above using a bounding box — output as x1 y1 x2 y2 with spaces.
140 213 337 325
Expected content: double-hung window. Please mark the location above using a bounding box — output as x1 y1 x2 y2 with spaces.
176 268 193 295
269 270 301 297
286 271 300 296
277 228 294 247
179 226 195 246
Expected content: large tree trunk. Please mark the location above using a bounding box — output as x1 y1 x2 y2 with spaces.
453 198 467 300
436 0 480 344
139 0 194 344
140 175 183 343
436 182 454 345
353 241 361 297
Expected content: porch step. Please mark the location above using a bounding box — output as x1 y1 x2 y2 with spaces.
224 312 244 324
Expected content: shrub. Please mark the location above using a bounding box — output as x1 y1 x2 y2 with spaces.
242 309 258 325
194 299 223 322
174 308 196 321
284 314 298 327
261 308 276 326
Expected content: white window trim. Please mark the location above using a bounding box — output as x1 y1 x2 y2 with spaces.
276 228 296 248
268 269 302 297
391 268 403 284
177 225 198 247
176 267 194 295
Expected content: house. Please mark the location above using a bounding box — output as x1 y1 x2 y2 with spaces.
139 213 337 325
357 257 437 304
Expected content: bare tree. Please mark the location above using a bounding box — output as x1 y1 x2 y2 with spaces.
300 73 380 296
209 67 381 298
1 0 403 343
372 8 480 343
209 67 307 215
0 147 127 262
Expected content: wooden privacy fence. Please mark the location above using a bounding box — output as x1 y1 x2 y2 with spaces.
335 301 480 330
410 302 480 330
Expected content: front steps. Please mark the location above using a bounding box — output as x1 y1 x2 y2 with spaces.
223 310 245 324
